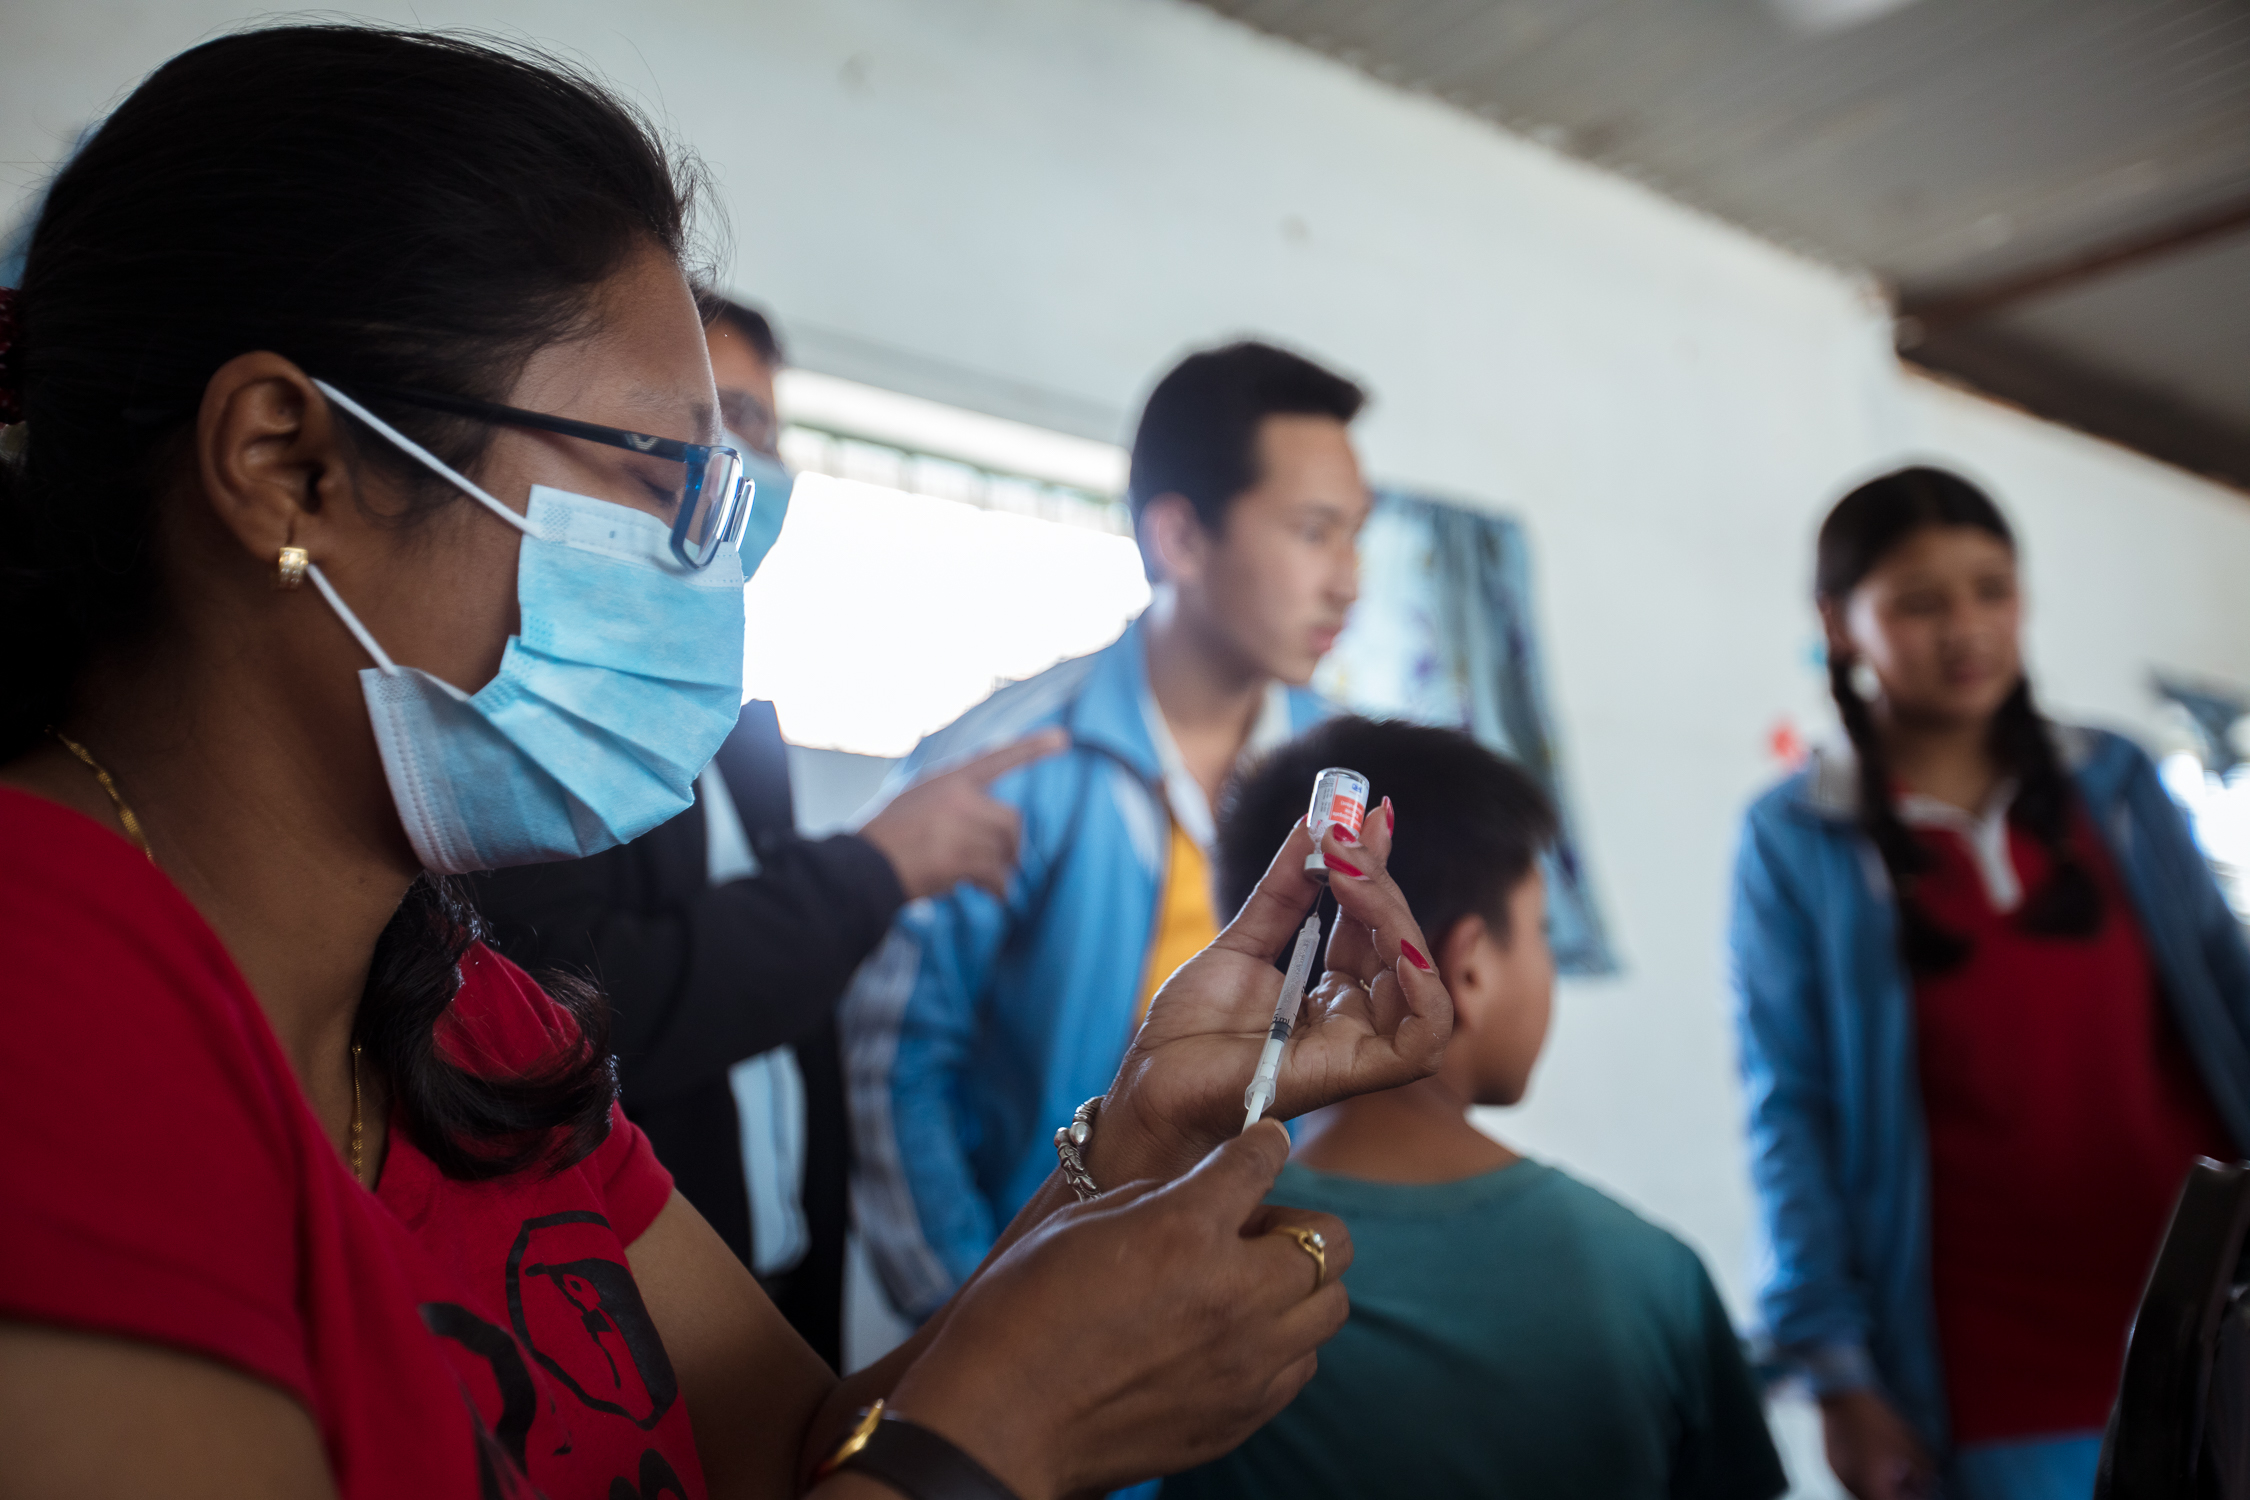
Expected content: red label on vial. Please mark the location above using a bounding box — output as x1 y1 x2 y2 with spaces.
1309 769 1370 844
1322 792 1365 839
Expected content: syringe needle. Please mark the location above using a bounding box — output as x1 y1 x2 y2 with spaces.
1242 911 1322 1131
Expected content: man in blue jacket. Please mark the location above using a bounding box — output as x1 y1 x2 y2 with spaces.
845 341 1371 1317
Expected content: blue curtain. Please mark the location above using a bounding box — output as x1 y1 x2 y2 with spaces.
1316 490 1619 975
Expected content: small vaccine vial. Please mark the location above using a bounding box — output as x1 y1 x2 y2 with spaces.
1304 766 1370 883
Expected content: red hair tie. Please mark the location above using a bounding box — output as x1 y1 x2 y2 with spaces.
0 285 21 426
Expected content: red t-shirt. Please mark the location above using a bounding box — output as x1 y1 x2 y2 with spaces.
0 790 706 1499
1910 803 2233 1443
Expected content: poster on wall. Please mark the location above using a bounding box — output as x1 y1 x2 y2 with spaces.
1315 490 1619 976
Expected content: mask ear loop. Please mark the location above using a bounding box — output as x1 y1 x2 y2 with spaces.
302 378 537 675
311 379 535 537
305 563 399 673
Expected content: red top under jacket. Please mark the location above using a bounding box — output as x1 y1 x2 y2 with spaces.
0 789 705 1499
1908 794 2232 1443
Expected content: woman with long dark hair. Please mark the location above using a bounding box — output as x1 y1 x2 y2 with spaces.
1730 466 2250 1500
0 27 1452 1498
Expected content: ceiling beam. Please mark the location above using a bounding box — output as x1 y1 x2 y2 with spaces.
1907 326 2250 495
1898 196 2250 343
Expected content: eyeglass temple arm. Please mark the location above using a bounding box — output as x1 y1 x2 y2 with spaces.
341 382 708 463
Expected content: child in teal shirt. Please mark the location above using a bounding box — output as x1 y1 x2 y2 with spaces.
1166 717 1786 1500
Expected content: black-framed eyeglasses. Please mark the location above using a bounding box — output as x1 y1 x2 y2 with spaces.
339 382 753 571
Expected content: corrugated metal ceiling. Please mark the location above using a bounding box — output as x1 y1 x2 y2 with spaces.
1192 0 2250 488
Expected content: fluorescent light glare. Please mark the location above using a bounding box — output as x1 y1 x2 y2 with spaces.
776 370 1127 496
1768 0 1924 34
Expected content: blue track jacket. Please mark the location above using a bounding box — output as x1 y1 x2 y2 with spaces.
1728 725 2250 1452
843 618 1328 1317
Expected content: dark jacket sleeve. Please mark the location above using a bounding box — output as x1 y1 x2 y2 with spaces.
470 824 906 1109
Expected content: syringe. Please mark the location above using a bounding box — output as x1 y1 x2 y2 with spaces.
1242 911 1323 1131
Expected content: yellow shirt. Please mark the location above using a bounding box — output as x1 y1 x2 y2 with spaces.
1135 822 1220 1020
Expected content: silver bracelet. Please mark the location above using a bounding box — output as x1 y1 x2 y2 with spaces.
1053 1096 1104 1201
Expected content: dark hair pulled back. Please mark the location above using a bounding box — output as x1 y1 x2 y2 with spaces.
1816 466 2101 974
1 25 709 1177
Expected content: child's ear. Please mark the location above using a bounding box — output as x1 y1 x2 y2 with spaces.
1437 913 1495 1031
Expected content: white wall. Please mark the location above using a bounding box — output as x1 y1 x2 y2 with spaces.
10 2 2250 1488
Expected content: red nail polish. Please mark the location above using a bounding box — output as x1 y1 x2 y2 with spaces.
1324 854 1365 878
1400 938 1433 972
1384 797 1395 834
1335 824 1358 844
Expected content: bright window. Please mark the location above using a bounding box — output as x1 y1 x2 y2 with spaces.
2155 678 2250 929
742 374 1150 758
2160 754 2250 926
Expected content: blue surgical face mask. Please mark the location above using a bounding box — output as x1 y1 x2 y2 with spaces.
729 437 794 578
310 381 748 874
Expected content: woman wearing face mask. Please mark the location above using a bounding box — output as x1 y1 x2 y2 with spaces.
1729 467 2250 1500
0 28 1452 1500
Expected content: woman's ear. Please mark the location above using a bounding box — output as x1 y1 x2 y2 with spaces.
194 351 361 574
1140 493 1211 588
1817 597 1854 665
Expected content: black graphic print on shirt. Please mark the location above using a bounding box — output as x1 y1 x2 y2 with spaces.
420 1304 542 1500
421 1302 539 1471
505 1210 680 1430
609 1449 692 1500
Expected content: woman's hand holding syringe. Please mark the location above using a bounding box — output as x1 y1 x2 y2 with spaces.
1088 794 1451 1189
862 793 1438 1500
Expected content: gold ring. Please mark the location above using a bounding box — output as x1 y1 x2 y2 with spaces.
1272 1225 1327 1291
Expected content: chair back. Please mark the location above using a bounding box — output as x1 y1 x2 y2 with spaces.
2097 1158 2250 1500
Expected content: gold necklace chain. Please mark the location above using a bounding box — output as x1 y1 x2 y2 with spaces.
49 729 153 861
351 1042 365 1185
49 728 368 1188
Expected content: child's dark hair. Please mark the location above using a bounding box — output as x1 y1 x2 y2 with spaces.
1 25 707 1179
1816 465 2100 973
1219 716 1558 951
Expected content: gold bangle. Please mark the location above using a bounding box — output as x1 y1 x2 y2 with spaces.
814 1399 886 1480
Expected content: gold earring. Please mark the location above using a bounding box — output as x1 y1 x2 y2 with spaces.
275 546 309 590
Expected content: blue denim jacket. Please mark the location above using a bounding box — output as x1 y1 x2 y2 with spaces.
1728 726 2250 1451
